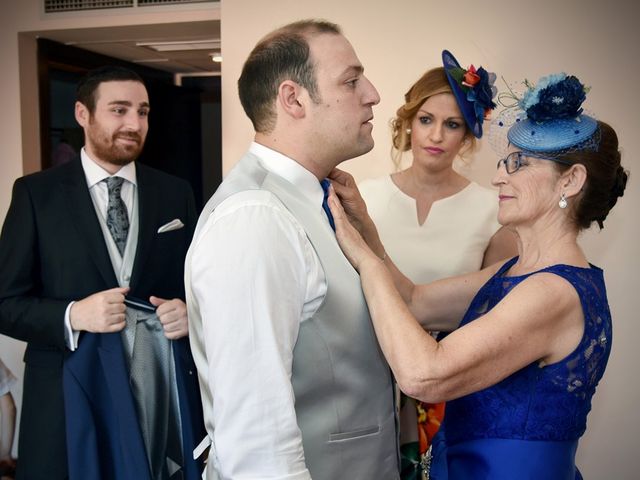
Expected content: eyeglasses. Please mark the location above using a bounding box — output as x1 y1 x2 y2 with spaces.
496 151 573 174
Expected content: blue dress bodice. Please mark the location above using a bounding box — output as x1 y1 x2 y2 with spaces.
431 257 612 479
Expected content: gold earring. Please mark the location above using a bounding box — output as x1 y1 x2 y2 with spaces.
406 128 411 135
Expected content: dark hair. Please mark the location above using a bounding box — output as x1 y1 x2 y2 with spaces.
76 65 145 114
390 67 476 169
555 121 628 229
237 19 341 133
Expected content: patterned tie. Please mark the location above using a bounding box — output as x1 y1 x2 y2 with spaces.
104 177 129 256
320 179 335 231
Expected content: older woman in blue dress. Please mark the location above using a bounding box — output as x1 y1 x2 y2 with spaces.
327 73 628 479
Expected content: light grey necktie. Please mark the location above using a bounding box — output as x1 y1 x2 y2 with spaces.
104 176 129 256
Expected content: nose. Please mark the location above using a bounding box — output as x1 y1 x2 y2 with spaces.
492 160 508 186
362 76 380 106
123 111 144 131
429 122 444 143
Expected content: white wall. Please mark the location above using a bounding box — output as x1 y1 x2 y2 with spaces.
221 1 640 478
0 0 220 456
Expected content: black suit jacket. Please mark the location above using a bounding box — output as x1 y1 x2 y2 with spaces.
0 158 203 479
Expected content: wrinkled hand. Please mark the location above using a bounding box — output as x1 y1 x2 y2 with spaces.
328 184 380 271
150 297 189 340
328 168 386 258
70 287 129 333
327 169 369 235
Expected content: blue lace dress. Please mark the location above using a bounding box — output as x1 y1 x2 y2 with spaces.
430 257 612 480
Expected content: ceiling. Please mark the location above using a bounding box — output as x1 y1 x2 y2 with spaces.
36 20 221 76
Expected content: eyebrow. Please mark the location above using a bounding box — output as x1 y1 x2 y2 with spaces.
108 100 150 109
340 65 364 77
417 109 464 121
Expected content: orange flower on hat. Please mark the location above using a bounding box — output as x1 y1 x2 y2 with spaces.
462 65 480 87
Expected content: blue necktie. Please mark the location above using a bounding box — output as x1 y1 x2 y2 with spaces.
320 179 335 231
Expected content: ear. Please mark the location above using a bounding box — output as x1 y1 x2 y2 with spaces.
75 101 90 128
277 80 306 120
561 163 587 199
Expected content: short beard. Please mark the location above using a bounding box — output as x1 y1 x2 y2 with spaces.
87 130 145 167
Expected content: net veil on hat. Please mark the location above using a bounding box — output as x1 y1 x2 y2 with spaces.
489 73 600 157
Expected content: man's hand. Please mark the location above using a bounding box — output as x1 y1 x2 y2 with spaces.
69 287 129 333
150 297 189 340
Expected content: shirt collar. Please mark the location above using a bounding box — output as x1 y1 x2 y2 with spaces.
249 142 324 208
81 147 138 188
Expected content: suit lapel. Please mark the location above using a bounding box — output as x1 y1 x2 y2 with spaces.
129 163 157 289
63 160 118 287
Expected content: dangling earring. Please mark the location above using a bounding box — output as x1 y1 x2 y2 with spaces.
558 193 568 209
406 128 411 135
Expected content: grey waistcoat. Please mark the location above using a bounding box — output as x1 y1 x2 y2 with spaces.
188 152 399 480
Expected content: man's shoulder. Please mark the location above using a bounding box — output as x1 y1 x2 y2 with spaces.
13 160 81 195
211 189 288 223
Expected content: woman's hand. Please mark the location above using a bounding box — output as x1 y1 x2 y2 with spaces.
328 169 386 257
327 168 368 234
328 184 380 271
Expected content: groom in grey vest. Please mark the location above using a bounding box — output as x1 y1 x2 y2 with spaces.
185 19 399 480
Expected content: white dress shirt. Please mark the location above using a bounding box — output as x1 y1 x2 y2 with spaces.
189 142 328 479
63 149 137 350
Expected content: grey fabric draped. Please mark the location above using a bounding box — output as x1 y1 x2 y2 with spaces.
122 307 184 479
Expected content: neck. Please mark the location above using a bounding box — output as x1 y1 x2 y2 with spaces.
511 219 586 273
84 146 129 175
394 161 467 200
255 133 331 180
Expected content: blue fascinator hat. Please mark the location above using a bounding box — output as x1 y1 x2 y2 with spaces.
507 73 598 154
442 49 497 138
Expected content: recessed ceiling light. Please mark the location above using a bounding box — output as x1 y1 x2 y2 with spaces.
211 54 222 63
137 39 220 52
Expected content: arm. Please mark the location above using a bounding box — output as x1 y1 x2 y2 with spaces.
0 179 68 346
328 191 584 403
328 169 414 299
190 193 311 479
328 170 497 331
147 178 198 341
0 179 130 348
0 391 17 460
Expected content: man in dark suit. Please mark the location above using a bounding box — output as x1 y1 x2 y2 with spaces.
0 66 204 479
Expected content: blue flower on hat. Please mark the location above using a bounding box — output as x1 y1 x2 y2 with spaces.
520 74 588 122
442 49 498 138
448 64 497 124
506 73 598 154
466 67 497 123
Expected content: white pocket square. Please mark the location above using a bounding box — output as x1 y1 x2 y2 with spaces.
157 218 185 234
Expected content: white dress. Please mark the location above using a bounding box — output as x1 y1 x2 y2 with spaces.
359 175 501 285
